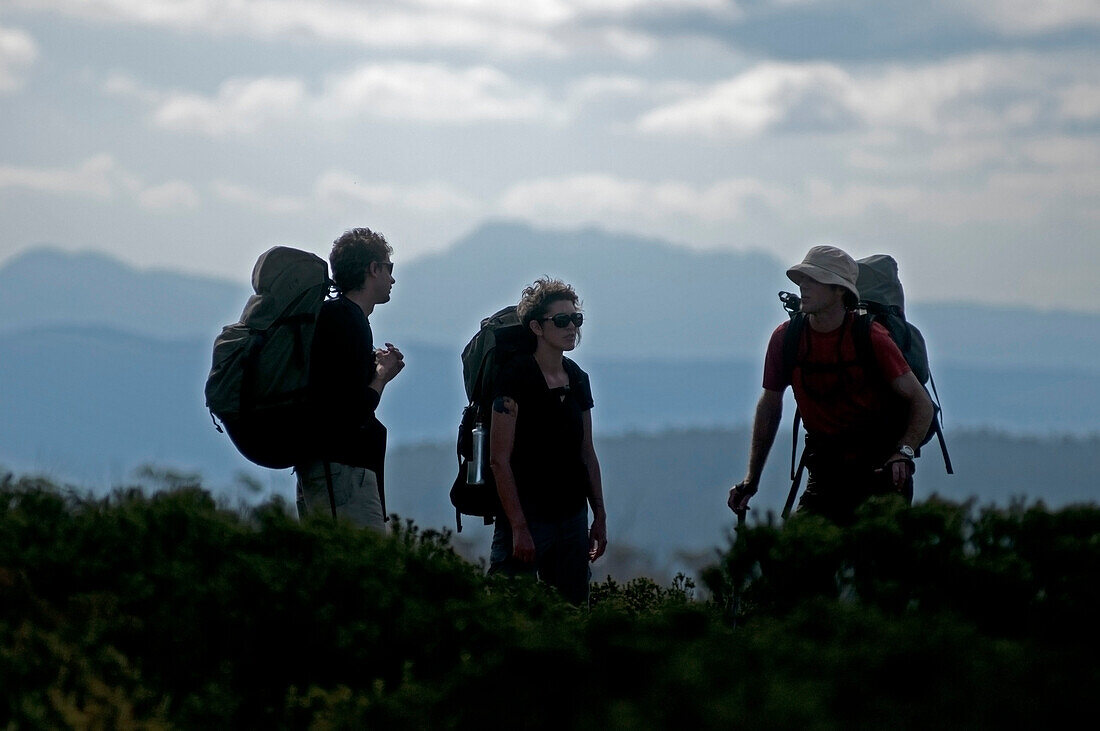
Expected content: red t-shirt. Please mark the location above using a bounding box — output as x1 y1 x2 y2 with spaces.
763 314 910 437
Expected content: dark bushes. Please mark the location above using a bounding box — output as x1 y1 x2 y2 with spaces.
1 477 1096 728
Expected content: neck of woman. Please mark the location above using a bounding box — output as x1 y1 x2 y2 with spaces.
534 341 565 375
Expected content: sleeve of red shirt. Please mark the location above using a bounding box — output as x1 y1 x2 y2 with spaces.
761 321 790 392
869 321 911 381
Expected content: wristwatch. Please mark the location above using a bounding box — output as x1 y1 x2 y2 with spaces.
897 444 916 459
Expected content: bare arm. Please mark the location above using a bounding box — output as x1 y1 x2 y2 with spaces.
488 396 535 563
728 388 784 513
884 371 935 485
579 410 607 562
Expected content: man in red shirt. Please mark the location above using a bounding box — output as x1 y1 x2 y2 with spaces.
728 246 934 524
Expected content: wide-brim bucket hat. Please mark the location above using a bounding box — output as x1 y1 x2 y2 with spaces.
786 245 860 300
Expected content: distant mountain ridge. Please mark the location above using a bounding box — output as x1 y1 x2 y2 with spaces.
4 221 1099 370
368 221 784 360
1 323 1096 484
0 247 248 340
2 224 1097 570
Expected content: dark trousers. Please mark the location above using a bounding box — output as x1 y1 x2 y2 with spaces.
797 443 914 525
488 508 591 606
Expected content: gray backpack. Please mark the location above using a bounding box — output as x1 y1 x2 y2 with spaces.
205 247 332 469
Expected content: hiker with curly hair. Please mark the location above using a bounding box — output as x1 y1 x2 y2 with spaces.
488 277 607 605
295 227 405 530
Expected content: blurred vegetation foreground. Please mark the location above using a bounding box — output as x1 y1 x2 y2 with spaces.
2 474 1098 729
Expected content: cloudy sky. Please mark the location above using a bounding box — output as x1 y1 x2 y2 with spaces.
1 0 1098 311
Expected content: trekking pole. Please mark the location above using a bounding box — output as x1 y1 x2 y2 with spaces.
727 508 746 628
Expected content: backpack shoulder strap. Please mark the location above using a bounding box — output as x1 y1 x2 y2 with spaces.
852 312 878 376
780 314 807 520
781 313 806 384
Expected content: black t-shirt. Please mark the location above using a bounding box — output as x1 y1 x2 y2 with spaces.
494 355 594 520
308 296 386 475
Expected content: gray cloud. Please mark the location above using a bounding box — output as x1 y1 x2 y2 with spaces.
636 52 1100 139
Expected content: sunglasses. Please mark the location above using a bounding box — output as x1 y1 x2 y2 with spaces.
541 312 583 328
374 261 394 274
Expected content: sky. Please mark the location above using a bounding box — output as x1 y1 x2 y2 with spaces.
1 0 1099 312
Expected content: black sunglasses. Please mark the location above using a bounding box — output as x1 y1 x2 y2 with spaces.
374 261 393 274
541 312 583 328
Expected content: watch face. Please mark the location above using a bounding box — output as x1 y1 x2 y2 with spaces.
899 446 915 458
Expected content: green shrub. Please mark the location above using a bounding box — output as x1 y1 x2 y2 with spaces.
1 475 1097 728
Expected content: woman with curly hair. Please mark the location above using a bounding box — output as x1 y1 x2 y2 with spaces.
488 277 608 605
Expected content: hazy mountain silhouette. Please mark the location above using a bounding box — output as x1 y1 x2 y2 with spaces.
369 220 785 360
1 321 1096 480
4 221 1099 369
2 222 1099 569
0 247 248 340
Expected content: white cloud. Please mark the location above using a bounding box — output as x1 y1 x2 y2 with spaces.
315 171 480 213
0 24 37 93
1058 83 1100 121
211 181 308 215
138 180 200 211
498 173 789 225
102 71 164 104
1021 137 1100 169
803 179 925 220
153 77 306 136
206 173 480 216
321 63 549 123
0 154 206 213
957 0 1100 34
568 75 650 101
802 166 1100 227
133 62 549 136
637 62 856 137
638 53 1100 139
922 140 1011 173
565 74 697 108
0 154 117 198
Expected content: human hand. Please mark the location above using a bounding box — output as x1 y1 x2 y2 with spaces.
511 524 536 563
885 454 914 488
374 343 405 383
589 517 607 562
727 481 757 516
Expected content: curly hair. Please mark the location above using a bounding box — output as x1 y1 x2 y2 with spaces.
517 276 581 328
329 227 392 294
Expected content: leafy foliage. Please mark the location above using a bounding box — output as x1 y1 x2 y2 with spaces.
1 475 1096 728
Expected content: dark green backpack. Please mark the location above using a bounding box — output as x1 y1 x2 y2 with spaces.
449 306 535 531
779 254 952 517
205 246 332 470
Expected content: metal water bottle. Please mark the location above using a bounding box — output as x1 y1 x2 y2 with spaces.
467 422 487 485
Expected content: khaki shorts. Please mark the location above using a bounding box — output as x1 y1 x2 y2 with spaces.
295 461 385 531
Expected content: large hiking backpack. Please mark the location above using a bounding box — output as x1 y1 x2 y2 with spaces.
778 254 952 518
204 246 332 469
449 306 536 531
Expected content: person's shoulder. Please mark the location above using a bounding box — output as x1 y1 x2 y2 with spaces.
320 295 353 319
562 356 588 380
766 318 794 351
563 357 594 407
